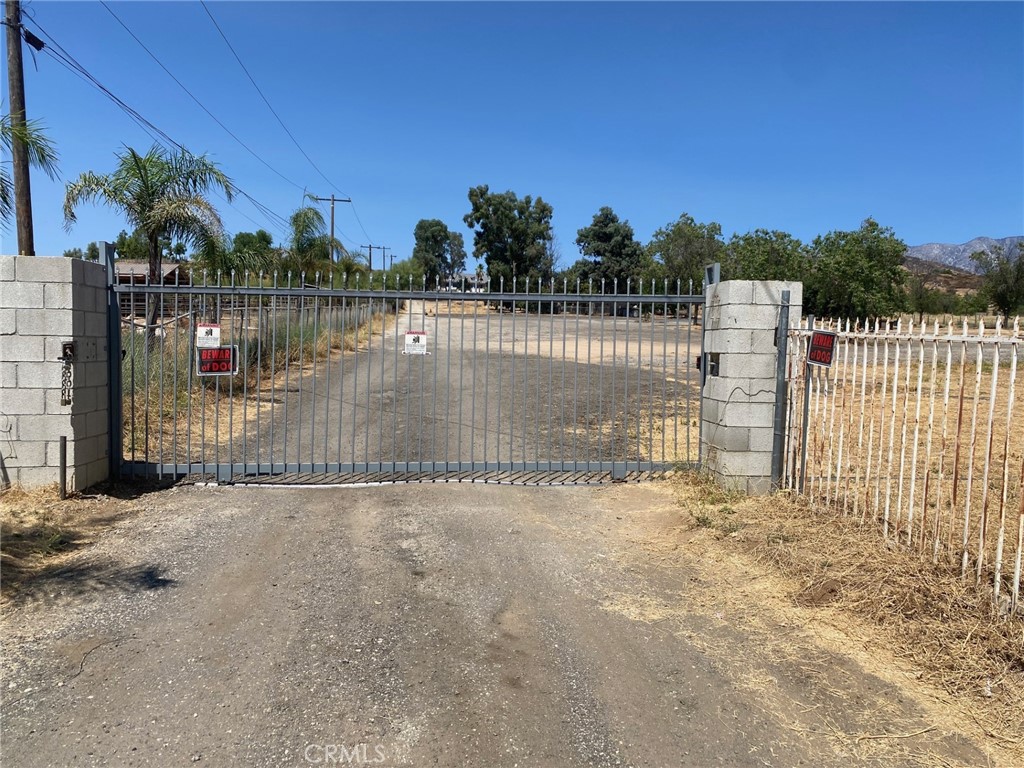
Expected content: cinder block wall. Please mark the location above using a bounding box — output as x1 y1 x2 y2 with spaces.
701 280 802 494
0 255 110 490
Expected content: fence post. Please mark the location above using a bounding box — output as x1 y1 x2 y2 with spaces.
771 290 791 489
799 314 815 493
104 241 123 482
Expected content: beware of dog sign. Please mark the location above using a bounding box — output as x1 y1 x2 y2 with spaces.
195 345 239 376
807 331 838 368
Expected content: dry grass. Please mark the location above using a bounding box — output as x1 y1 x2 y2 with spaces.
422 299 492 317
794 336 1023 603
664 474 1024 754
0 484 140 604
121 311 395 461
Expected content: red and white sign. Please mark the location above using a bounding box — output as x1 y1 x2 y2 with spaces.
403 330 429 355
807 331 838 368
195 345 239 376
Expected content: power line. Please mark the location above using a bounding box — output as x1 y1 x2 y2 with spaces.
199 1 343 198
98 0 307 194
26 15 292 239
197 1 377 247
349 200 374 245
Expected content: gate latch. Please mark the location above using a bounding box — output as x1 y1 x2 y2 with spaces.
58 341 75 405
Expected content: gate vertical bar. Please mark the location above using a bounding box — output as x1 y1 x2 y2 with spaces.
322 285 333 476
771 290 791 488
104 242 123 480
799 315 815 493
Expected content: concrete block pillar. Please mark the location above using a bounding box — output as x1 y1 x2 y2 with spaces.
0 255 111 491
700 280 802 494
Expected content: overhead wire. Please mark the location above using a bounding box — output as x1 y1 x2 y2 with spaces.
98 0 307 195
198 1 375 246
25 13 293 239
199 1 338 196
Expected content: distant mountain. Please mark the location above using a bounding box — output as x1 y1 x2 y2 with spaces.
905 237 1022 274
902 255 981 293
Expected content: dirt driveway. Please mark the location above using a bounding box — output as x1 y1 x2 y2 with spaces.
1 483 993 767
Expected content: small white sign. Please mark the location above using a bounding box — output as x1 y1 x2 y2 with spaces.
403 330 429 355
196 323 221 348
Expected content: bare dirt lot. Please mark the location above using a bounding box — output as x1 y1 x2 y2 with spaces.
2 478 1021 767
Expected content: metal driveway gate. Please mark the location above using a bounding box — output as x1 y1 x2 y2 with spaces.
110 273 704 485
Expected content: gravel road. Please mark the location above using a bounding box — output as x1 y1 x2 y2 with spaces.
1 483 986 767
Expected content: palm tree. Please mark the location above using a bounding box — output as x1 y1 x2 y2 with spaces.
63 145 234 339
282 201 346 279
1 115 59 228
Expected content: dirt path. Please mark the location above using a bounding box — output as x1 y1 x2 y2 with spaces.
1 483 997 767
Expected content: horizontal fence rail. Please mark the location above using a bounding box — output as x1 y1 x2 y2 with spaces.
785 316 1022 617
113 272 704 486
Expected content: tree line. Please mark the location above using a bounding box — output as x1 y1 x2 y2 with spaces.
413 185 1022 321
5 134 1018 321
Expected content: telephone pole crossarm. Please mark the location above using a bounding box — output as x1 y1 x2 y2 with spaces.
309 194 351 263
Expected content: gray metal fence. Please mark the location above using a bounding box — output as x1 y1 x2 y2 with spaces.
111 274 704 485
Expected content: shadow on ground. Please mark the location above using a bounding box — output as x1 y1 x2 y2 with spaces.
2 560 176 606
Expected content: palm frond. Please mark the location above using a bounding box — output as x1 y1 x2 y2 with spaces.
168 148 235 202
148 194 225 251
1 115 60 181
62 171 130 231
1 166 13 226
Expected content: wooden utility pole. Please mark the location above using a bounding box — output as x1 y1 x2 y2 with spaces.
359 244 390 272
360 244 380 272
5 0 34 255
309 194 351 262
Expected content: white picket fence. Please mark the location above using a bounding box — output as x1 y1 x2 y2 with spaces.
784 316 1022 617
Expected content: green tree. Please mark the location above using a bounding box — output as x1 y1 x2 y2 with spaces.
64 145 234 339
113 227 187 263
64 146 233 278
232 229 274 260
411 218 467 287
1 115 59 229
196 228 280 275
385 257 425 288
281 203 345 278
971 241 1024 322
805 218 907 319
906 275 937 322
463 185 554 286
575 206 648 288
646 213 724 291
723 229 807 282
558 258 596 289
63 247 84 259
85 241 100 261
113 228 148 260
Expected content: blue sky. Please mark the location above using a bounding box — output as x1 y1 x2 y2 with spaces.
3 1 1023 269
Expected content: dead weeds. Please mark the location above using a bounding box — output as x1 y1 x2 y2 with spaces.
668 473 1024 751
0 484 144 605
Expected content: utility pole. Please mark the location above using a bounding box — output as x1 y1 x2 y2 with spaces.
360 244 388 273
6 0 34 255
309 194 351 263
380 246 392 270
